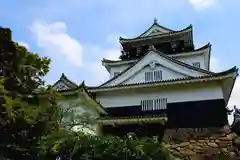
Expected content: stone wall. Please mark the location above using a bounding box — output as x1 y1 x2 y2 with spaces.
163 126 238 159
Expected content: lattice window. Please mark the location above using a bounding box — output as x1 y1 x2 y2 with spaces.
145 71 162 82
137 47 142 55
145 72 153 82
154 98 167 110
192 62 200 68
171 42 177 49
141 98 167 111
154 71 162 81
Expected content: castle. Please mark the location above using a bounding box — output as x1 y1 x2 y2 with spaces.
53 19 237 139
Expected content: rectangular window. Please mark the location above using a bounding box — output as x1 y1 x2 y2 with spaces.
137 47 141 55
192 62 200 68
113 72 120 77
145 72 153 82
145 71 162 82
141 98 167 111
171 42 178 49
154 71 162 81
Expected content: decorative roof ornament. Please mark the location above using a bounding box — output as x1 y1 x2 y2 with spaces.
60 73 66 79
149 61 157 70
148 45 156 51
154 18 158 24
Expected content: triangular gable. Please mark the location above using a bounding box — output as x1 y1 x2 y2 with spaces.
53 81 71 91
99 47 214 87
139 19 173 37
52 73 78 91
139 23 172 37
121 64 189 85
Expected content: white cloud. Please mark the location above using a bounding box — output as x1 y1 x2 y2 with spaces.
103 49 120 61
84 32 122 85
87 43 121 85
188 0 216 10
30 19 84 67
18 42 30 50
105 32 125 48
30 19 121 85
106 33 119 47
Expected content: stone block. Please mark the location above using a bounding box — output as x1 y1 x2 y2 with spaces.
178 142 190 147
207 142 218 148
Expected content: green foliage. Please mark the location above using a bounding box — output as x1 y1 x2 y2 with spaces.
0 39 57 159
0 80 61 159
39 132 174 160
1 41 50 95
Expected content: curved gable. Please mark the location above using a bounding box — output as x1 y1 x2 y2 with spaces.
52 73 78 91
100 50 212 87
139 23 172 37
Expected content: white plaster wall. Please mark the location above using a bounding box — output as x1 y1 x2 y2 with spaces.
122 65 187 85
109 64 131 78
175 54 206 70
57 97 99 133
96 82 223 108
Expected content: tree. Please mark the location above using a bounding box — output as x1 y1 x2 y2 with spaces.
0 82 61 159
0 31 58 159
1 40 50 95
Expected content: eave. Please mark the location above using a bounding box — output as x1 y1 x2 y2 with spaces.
89 67 237 92
119 25 192 44
102 43 211 67
102 59 136 72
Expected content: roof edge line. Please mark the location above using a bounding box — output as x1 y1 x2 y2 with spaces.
90 73 236 92
119 25 192 42
102 43 211 66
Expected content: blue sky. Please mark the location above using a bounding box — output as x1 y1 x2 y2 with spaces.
1 0 240 121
